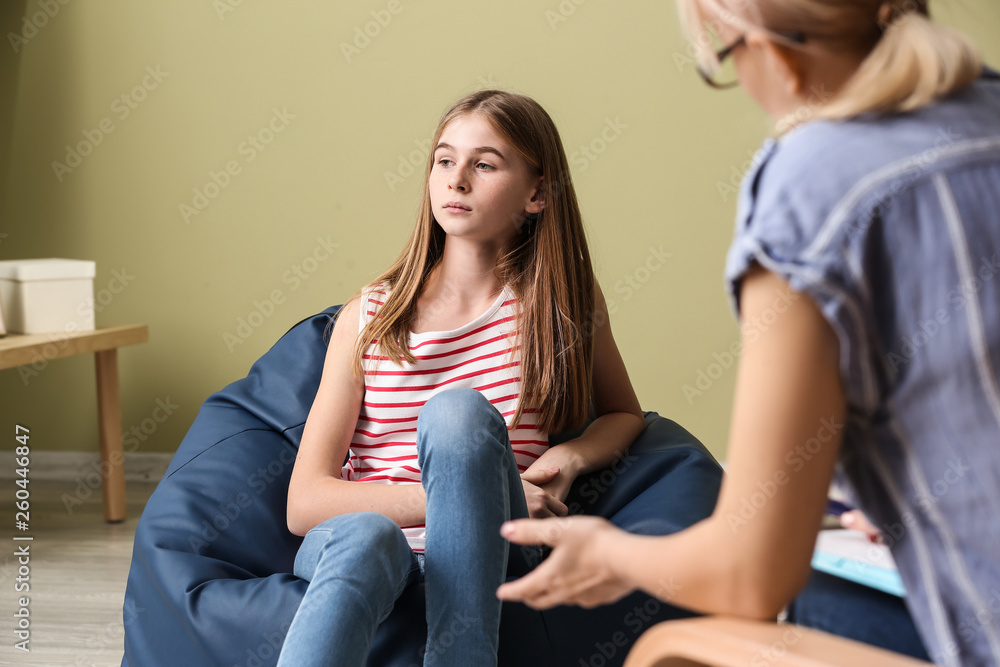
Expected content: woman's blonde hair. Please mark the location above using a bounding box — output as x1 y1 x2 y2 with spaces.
679 0 982 120
336 90 596 434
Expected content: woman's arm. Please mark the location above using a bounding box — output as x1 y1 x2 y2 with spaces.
286 296 426 536
521 283 647 504
499 267 847 617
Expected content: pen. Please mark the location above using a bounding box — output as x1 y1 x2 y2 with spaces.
826 498 855 516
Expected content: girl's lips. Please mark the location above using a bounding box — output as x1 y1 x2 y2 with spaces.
443 203 471 213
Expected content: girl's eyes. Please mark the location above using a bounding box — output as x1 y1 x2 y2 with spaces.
434 158 496 171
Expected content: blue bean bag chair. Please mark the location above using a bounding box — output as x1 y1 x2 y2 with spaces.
121 305 724 667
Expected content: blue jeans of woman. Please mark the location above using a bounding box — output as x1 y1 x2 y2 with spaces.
276 388 538 667
787 569 931 661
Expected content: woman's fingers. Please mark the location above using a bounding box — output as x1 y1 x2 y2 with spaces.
499 516 635 610
496 560 564 606
575 581 631 609
840 510 883 543
501 517 570 546
496 558 616 609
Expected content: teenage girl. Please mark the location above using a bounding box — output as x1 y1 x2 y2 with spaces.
277 90 646 666
498 2 1000 665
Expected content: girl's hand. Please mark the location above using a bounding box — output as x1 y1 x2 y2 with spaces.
496 516 634 609
521 468 569 518
521 446 584 503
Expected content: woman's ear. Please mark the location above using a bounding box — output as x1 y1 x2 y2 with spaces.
526 176 546 215
747 32 807 98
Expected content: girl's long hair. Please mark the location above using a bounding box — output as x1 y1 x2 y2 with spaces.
342 90 596 434
679 0 982 122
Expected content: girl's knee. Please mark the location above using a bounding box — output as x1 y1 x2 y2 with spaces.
304 513 408 557
421 388 497 423
295 513 415 599
418 389 506 451
340 512 405 546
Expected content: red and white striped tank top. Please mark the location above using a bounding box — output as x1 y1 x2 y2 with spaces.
342 283 549 552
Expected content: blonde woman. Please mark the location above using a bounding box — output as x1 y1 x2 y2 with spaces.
498 2 1000 665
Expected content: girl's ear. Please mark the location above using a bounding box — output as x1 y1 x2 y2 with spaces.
526 176 546 215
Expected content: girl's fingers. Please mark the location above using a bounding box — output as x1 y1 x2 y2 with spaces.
521 466 560 485
520 481 568 518
527 504 555 519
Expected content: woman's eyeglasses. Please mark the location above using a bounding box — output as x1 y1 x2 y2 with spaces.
697 30 807 90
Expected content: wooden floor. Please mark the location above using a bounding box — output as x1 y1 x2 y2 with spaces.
1 479 157 666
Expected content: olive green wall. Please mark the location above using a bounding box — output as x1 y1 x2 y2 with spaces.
2 1 998 459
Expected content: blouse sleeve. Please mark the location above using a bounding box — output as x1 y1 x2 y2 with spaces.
723 133 884 415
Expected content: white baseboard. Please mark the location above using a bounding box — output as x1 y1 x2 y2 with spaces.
0 451 171 482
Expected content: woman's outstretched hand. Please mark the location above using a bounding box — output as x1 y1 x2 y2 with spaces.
496 516 635 609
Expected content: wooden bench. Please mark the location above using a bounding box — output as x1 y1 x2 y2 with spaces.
0 324 149 522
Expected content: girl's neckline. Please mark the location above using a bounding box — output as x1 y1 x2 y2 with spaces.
409 284 512 339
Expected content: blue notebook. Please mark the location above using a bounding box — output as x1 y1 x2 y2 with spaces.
811 529 906 597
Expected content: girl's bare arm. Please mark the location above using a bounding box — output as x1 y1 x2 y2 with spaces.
286 296 426 537
522 284 647 499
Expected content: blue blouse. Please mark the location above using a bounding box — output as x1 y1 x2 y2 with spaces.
725 69 1000 666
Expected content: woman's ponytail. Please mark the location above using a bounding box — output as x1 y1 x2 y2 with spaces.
819 3 982 120
679 0 985 121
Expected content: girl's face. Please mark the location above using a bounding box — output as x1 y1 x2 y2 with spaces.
428 113 544 249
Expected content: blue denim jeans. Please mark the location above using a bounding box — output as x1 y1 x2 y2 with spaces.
277 388 537 667
787 569 931 661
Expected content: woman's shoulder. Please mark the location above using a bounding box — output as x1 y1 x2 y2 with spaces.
772 76 1000 201
745 91 998 259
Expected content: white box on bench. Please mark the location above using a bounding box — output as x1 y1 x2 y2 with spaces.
0 258 96 334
